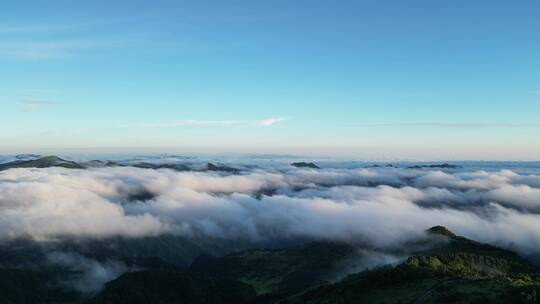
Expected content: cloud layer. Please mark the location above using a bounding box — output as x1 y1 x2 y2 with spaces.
142 117 285 128
1 164 540 259
354 122 540 129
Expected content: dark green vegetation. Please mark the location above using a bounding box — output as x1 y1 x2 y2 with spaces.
90 271 256 304
291 162 320 169
189 242 356 295
91 227 540 304
0 156 83 170
0 227 539 303
0 236 253 303
0 235 252 270
0 268 79 304
289 227 540 304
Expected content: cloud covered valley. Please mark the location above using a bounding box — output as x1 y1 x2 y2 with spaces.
1 159 540 295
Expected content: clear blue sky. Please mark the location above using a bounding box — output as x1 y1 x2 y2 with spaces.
1 0 539 160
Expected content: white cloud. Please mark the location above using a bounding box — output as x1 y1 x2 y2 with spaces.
0 40 124 60
143 117 285 128
19 99 57 112
0 25 64 34
1 165 540 259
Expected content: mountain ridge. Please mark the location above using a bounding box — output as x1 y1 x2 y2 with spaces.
0 155 83 170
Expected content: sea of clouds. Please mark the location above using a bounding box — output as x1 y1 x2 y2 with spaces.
1 163 540 260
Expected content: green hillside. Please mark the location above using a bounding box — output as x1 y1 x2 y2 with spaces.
291 227 540 304
189 242 356 295
89 270 256 304
0 227 538 303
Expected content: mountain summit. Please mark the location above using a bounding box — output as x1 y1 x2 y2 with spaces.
426 225 457 238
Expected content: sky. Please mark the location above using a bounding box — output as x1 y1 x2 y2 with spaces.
1 0 539 160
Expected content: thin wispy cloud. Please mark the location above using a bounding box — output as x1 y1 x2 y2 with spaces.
27 89 58 94
20 100 58 112
0 21 129 60
143 117 285 128
22 100 56 105
353 122 540 129
0 40 124 60
0 25 64 34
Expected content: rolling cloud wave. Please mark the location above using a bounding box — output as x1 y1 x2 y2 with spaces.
0 165 539 258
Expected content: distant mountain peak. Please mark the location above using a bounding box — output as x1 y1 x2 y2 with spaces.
291 162 320 169
0 155 82 171
206 163 240 173
426 226 457 238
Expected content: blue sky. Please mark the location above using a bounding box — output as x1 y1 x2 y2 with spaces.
1 0 539 160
